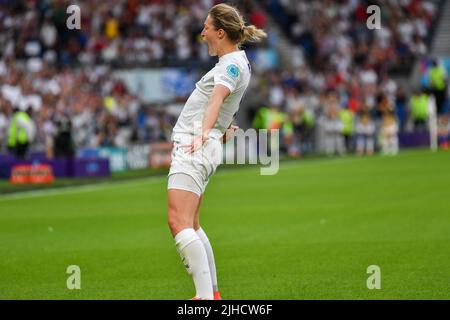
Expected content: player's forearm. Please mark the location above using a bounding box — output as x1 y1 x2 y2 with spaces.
201 97 223 139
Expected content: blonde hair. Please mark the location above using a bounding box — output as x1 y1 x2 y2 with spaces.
208 3 267 46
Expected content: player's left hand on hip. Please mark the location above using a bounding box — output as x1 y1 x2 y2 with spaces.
182 135 207 153
223 125 239 143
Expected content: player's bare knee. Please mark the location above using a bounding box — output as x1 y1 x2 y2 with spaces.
167 210 179 232
168 209 190 235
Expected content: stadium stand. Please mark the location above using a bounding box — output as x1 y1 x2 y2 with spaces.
0 0 449 163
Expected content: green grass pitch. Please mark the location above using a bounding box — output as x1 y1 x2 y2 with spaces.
0 149 449 299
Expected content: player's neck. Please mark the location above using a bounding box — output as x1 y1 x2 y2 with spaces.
217 44 239 59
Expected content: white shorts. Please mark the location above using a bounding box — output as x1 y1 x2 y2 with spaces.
168 173 203 197
167 134 223 196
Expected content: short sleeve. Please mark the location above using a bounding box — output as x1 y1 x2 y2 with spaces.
214 63 241 93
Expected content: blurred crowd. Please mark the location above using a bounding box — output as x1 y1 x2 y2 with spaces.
248 56 449 156
266 0 438 73
0 0 217 156
1 0 449 159
0 0 267 68
0 60 180 157
0 0 269 157
246 0 449 156
0 0 212 67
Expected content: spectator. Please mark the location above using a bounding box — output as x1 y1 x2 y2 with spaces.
339 106 354 153
428 59 448 116
395 87 408 132
283 104 314 157
53 109 75 158
380 108 399 156
437 115 450 150
410 89 429 132
321 102 345 156
7 107 35 159
252 104 286 131
0 104 8 152
252 103 287 155
355 104 375 156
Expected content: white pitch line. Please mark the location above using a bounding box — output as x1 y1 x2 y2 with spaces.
0 176 165 202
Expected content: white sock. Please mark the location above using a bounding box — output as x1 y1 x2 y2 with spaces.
196 227 218 292
174 228 213 299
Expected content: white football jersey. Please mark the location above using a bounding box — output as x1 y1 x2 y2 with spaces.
171 50 251 140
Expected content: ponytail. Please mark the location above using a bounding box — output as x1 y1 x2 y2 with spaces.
209 4 267 46
241 24 267 43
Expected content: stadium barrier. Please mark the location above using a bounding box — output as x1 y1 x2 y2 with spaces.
78 147 127 172
0 157 110 179
398 131 430 148
77 143 171 172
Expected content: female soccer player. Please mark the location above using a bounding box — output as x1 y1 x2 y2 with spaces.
167 3 266 300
